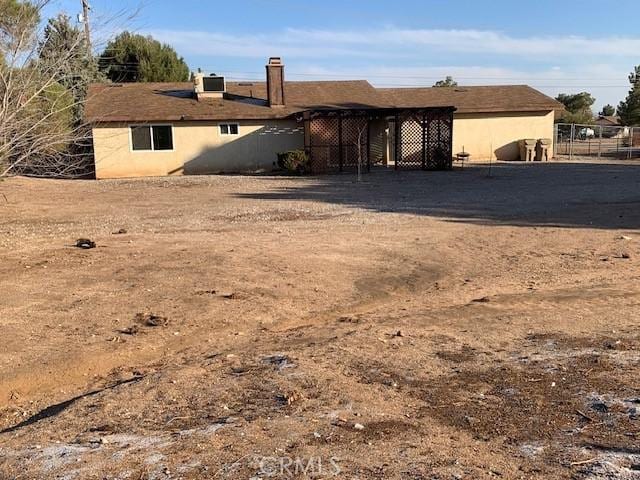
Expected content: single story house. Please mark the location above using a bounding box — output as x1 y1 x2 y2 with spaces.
85 57 563 179
594 115 621 127
593 115 631 139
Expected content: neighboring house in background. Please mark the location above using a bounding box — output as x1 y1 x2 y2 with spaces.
85 57 563 179
593 116 630 138
594 115 621 127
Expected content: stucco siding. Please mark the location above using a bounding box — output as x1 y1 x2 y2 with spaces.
92 110 556 178
92 120 304 179
453 111 555 161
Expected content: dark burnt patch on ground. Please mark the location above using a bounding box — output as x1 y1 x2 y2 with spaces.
342 331 640 476
525 331 640 353
416 334 640 475
436 345 478 363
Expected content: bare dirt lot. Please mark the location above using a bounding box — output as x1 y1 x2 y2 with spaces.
1 161 640 479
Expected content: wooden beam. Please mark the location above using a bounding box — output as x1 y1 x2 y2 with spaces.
421 113 426 170
394 114 400 171
338 115 343 172
303 111 311 164
366 119 371 172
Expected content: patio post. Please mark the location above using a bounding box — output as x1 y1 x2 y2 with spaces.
338 114 343 172
366 117 371 172
394 113 400 171
421 112 426 170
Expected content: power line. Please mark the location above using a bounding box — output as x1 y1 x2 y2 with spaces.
221 77 629 88
189 68 633 82
93 62 632 88
91 61 633 84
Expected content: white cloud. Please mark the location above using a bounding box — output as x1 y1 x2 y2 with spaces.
291 28 640 57
145 27 640 60
142 27 636 109
142 30 379 59
275 64 631 110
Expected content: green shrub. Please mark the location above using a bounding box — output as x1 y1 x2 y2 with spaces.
277 150 309 175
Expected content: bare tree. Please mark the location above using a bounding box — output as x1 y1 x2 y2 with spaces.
0 1 137 178
0 1 97 177
353 120 369 182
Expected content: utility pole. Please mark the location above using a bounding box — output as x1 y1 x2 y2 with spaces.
81 0 92 56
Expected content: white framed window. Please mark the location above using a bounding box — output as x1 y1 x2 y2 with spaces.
129 125 174 152
219 123 239 136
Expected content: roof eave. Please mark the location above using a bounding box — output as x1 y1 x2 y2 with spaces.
87 112 299 124
454 106 561 115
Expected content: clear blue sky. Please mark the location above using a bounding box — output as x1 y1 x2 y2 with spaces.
45 0 640 110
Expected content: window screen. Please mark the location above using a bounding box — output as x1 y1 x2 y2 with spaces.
130 125 173 151
220 123 239 135
131 126 152 151
152 125 173 150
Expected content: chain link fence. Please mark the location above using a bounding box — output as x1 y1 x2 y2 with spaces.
554 123 639 161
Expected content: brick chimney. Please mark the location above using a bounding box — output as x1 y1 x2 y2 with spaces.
266 57 285 107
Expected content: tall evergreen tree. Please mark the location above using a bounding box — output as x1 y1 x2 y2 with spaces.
0 0 39 53
433 76 458 88
555 92 596 124
38 14 103 120
600 104 616 117
618 66 640 126
98 32 190 83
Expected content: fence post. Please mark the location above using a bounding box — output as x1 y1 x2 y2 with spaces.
598 126 602 159
570 124 575 161
630 127 634 160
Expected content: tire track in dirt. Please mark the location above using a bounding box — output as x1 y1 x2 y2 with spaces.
466 284 640 311
269 250 447 337
0 248 444 411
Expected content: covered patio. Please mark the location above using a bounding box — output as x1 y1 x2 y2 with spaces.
299 107 456 174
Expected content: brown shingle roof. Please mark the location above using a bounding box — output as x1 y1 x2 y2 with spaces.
85 81 563 123
595 115 621 126
379 85 563 114
85 80 388 123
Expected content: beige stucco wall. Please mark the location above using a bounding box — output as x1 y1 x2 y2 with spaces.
453 111 555 161
92 110 555 178
92 120 304 179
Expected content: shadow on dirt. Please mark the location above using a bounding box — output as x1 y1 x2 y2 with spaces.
0 376 143 434
234 162 640 229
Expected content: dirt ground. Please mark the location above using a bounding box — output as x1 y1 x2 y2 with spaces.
1 161 640 479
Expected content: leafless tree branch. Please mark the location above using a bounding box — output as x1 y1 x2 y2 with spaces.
0 1 139 178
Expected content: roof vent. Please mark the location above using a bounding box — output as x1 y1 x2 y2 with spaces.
193 72 225 100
